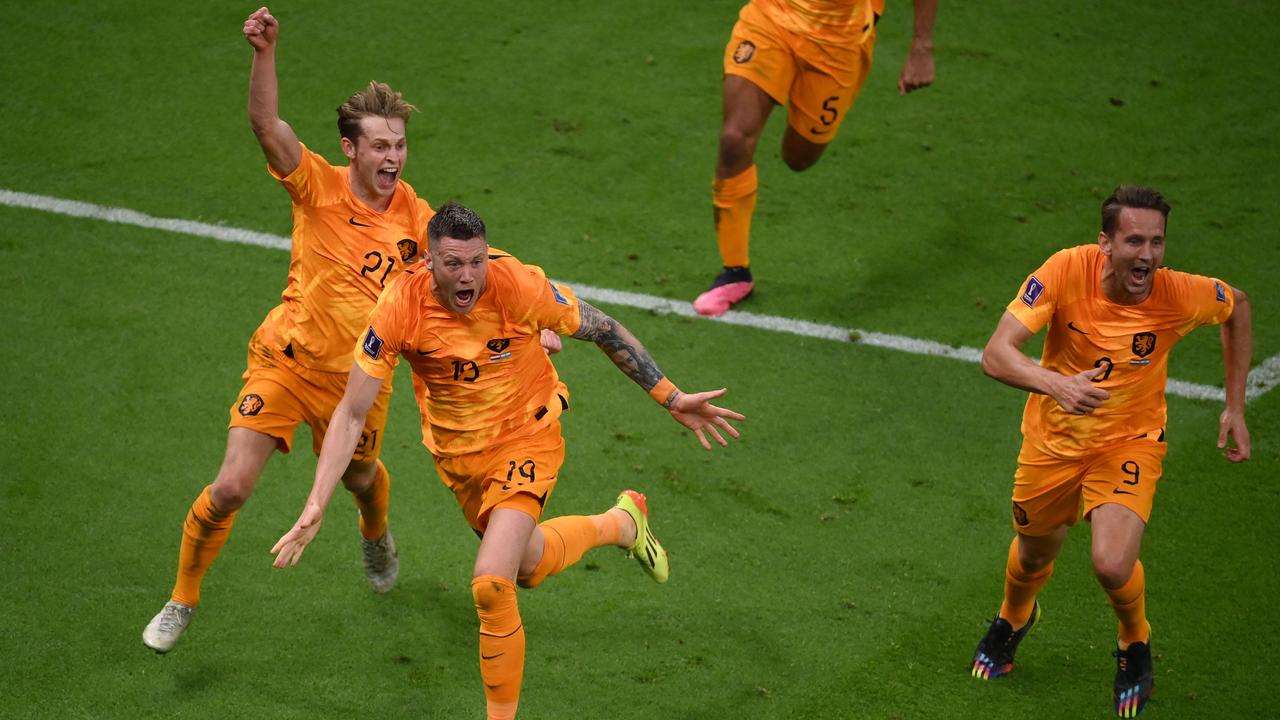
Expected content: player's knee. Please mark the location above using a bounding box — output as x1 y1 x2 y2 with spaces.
209 473 254 511
472 576 518 615
1092 554 1135 589
340 459 378 492
1019 552 1053 574
718 125 759 170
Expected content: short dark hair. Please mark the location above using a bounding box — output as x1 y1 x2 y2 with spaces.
427 201 487 249
337 81 416 144
1101 185 1171 235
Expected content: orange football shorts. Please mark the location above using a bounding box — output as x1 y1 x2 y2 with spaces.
433 420 565 534
228 337 390 461
1010 433 1167 536
723 1 876 144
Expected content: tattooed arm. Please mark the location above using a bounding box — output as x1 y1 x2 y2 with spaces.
569 300 746 449
572 300 680 407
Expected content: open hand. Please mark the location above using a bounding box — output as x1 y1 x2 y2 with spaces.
270 504 324 568
668 388 745 450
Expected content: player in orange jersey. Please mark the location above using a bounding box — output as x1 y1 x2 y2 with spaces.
142 7 436 654
270 202 745 719
970 186 1253 717
693 0 937 316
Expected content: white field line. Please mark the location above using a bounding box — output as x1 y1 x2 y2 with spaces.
3 188 1275 404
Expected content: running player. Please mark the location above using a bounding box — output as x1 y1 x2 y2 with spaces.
693 0 937 316
142 7 434 653
271 202 745 719
970 186 1253 717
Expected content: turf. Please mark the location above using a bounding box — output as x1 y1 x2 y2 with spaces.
1 1 1277 718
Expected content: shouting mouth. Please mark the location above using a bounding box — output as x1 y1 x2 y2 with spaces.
454 288 476 307
376 168 398 190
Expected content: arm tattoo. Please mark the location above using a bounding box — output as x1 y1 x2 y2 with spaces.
572 300 666 391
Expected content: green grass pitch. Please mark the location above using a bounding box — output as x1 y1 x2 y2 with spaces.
1 2 1277 718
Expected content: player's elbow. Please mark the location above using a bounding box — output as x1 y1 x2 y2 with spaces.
1232 287 1250 310
980 346 1002 380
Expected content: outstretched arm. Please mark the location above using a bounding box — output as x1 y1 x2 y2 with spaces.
271 364 385 567
981 311 1109 415
1218 287 1252 462
898 0 937 95
243 7 302 175
570 300 745 449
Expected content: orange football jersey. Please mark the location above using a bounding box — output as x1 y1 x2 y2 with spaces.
253 143 434 373
754 0 881 49
1007 244 1235 458
355 250 582 457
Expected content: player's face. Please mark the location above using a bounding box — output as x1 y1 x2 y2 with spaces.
429 236 489 315
343 116 408 208
1099 207 1166 303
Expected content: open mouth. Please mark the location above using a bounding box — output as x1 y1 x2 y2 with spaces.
455 289 475 306
1130 267 1150 285
376 169 398 189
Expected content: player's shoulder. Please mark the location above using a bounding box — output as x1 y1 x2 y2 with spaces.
485 247 532 280
383 261 432 301
1051 243 1099 267
1153 263 1229 304
486 248 555 303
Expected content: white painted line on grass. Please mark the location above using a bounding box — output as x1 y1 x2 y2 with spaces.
3 188 1274 404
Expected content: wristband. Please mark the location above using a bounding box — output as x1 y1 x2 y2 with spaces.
648 378 679 407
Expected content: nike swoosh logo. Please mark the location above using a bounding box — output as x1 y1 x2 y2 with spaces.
481 653 504 660
1112 489 1137 496
349 217 373 227
416 348 439 356
809 127 833 136
1067 321 1089 334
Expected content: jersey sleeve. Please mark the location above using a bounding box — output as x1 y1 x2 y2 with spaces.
268 143 344 207
353 281 410 380
1167 270 1236 335
1005 250 1068 334
508 261 582 336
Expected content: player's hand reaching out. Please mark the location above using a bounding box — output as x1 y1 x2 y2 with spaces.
1217 407 1251 463
270 503 325 568
243 6 279 51
666 388 745 450
1051 366 1110 415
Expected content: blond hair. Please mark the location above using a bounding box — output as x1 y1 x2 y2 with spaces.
336 81 417 143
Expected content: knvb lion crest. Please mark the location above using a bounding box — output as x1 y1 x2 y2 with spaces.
486 338 511 354
397 238 419 262
1132 332 1157 358
238 394 265 417
732 40 756 64
1011 501 1029 527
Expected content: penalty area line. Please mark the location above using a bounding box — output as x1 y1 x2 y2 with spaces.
2 188 1273 404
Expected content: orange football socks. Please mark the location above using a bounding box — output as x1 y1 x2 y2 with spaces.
473 575 525 720
518 512 624 589
999 536 1054 628
713 164 758 268
352 459 390 541
171 485 238 607
1103 560 1151 648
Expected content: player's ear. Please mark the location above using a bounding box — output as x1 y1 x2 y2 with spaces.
1098 231 1112 255
341 136 356 161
